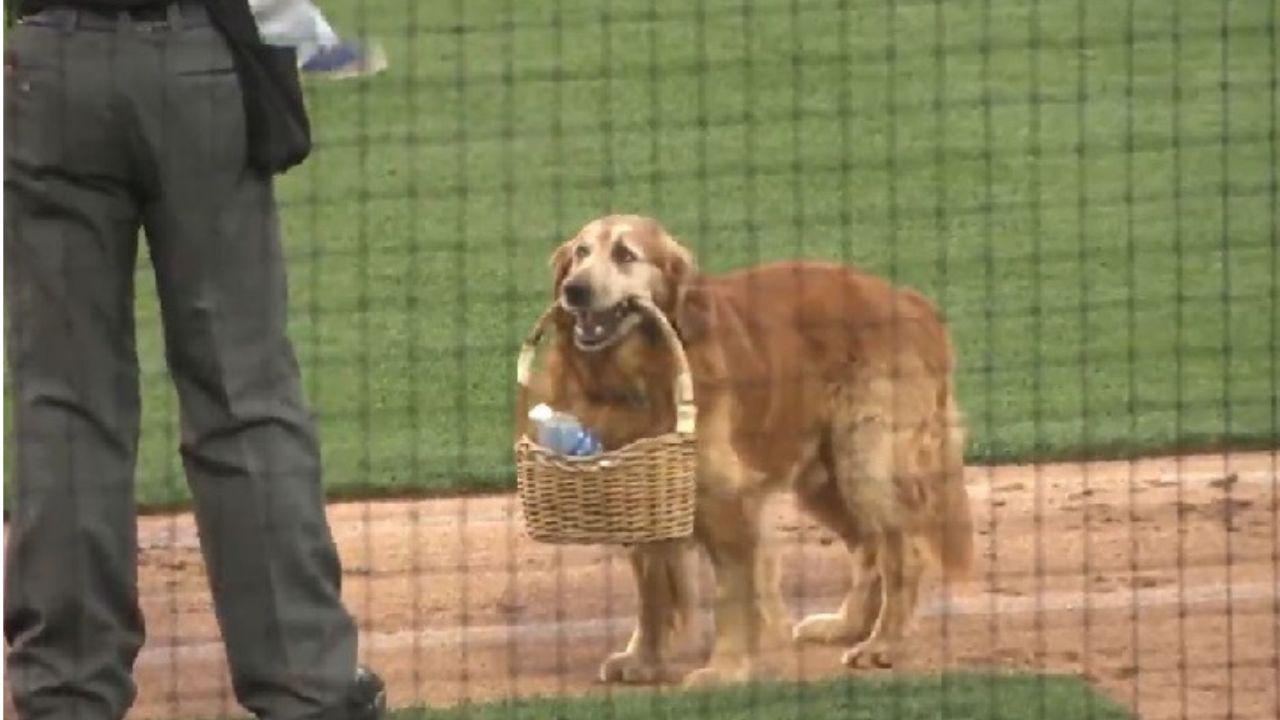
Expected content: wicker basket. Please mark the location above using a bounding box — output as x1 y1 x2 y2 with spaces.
513 299 698 545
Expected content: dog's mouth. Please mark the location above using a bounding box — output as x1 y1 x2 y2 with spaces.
571 300 643 351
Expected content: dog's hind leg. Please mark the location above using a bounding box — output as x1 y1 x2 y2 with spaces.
841 528 917 669
899 538 929 637
792 463 882 645
792 546 881 645
826 379 925 669
842 529 931 669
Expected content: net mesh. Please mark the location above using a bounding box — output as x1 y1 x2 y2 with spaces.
3 0 1278 718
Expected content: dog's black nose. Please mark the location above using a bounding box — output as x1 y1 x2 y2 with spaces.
563 281 592 309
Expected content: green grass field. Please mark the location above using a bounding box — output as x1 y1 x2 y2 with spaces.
12 0 1275 509
391 673 1132 719
177 673 1133 720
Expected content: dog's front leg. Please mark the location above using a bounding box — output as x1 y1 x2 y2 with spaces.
599 540 696 684
681 488 774 689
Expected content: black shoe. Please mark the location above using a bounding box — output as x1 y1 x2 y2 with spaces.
347 666 387 720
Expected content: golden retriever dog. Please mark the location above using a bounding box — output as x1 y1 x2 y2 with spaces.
516 214 973 688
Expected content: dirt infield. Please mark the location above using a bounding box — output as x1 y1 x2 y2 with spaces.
108 452 1279 718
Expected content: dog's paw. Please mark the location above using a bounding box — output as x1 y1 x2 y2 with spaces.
681 662 756 689
792 613 860 645
841 638 895 669
681 666 728 689
598 651 667 684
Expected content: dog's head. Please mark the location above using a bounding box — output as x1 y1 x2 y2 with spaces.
549 214 699 352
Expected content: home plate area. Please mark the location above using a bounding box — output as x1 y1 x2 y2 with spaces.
130 452 1278 720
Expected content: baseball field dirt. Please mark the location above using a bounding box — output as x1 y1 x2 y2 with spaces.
110 452 1280 719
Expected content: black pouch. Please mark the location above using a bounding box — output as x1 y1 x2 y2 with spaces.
202 0 312 175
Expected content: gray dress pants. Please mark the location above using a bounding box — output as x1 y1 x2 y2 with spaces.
3 3 359 718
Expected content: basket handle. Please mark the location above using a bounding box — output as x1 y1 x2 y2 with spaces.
515 300 698 435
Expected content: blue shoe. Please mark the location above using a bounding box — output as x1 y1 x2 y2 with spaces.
300 39 388 80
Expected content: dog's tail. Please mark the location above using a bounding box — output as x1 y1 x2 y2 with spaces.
927 399 974 582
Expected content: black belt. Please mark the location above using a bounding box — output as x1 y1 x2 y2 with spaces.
21 0 208 30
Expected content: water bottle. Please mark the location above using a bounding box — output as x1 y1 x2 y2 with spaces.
527 403 602 457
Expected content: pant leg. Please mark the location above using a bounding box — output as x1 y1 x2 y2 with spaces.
3 22 146 720
247 0 339 64
128 13 358 720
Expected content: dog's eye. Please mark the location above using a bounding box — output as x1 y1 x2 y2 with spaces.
612 244 637 264
573 244 591 260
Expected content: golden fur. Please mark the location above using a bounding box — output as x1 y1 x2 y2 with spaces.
517 214 974 687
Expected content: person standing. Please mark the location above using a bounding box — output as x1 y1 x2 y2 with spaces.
3 0 386 717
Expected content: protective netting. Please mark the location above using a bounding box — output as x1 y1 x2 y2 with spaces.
3 0 1277 718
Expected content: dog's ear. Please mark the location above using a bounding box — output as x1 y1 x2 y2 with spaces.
673 280 712 345
656 242 696 309
548 239 574 301
659 243 710 344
